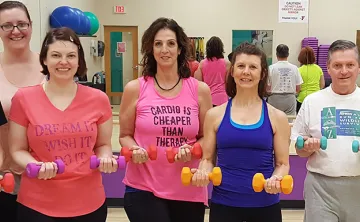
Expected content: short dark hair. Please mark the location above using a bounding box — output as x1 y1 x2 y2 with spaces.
40 27 87 78
140 17 190 79
327 40 360 64
226 42 269 98
298 46 316 65
0 1 31 22
276 44 289 58
228 51 233 61
206 36 224 61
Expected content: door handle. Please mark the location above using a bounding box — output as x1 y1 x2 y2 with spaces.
132 65 138 70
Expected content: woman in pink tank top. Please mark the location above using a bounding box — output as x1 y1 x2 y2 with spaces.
194 36 230 107
0 2 45 220
119 17 212 222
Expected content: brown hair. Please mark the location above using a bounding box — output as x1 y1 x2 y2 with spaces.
0 1 31 22
206 36 224 61
226 42 269 98
188 43 196 62
40 27 87 78
298 46 316 65
140 17 190 79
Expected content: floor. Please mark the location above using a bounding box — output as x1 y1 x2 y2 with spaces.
106 208 305 221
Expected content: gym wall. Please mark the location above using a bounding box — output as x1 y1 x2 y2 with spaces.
1 0 360 80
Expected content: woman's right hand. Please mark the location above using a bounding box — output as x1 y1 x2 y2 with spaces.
191 168 210 187
130 146 149 164
37 162 58 180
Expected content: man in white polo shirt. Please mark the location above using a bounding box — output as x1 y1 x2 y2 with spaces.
291 40 360 222
267 44 303 115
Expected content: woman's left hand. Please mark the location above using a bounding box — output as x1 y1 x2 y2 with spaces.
264 175 282 194
98 155 118 173
175 144 192 162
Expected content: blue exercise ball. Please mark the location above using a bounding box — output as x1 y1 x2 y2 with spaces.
72 8 91 35
50 6 81 33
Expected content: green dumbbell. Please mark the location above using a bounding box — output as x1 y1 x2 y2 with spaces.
296 136 327 150
352 140 359 153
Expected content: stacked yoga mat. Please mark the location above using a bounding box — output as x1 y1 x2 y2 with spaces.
301 37 331 80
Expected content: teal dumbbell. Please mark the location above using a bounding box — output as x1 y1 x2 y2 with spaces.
296 136 327 150
352 140 359 153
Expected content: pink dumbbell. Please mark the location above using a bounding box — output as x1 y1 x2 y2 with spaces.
26 159 65 178
90 155 126 170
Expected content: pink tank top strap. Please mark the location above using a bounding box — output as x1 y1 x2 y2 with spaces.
182 77 199 102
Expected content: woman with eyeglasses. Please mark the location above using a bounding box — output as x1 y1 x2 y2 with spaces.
0 1 46 220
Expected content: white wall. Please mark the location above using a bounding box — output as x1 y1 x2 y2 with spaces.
95 0 312 66
122 32 133 86
2 0 360 80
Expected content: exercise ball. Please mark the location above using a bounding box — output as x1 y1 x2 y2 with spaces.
83 11 99 36
72 8 91 35
50 6 81 33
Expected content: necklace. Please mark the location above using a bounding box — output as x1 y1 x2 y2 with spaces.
154 76 181 91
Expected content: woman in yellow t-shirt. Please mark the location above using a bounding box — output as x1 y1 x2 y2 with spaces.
296 46 325 113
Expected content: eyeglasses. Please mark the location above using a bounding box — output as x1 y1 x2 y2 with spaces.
0 23 29 32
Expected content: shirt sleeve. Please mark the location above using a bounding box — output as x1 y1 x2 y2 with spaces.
295 68 304 85
0 102 7 126
291 96 310 141
97 90 113 125
8 90 29 127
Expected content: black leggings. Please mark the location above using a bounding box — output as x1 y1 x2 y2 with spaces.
0 192 18 221
209 202 282 222
16 201 107 222
124 190 205 222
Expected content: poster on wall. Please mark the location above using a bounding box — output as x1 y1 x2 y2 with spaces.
279 0 309 23
232 30 273 65
117 42 126 53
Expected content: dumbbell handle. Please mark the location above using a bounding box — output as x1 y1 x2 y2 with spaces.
90 155 126 170
296 136 327 150
166 143 203 163
26 159 65 178
181 167 222 186
121 145 157 162
252 173 293 195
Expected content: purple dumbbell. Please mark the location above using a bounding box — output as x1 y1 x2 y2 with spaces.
90 155 126 170
26 159 65 179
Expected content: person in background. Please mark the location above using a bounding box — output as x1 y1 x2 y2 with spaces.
194 36 230 107
119 17 212 222
292 40 360 222
188 43 199 77
0 1 46 220
267 44 303 116
193 42 290 222
296 46 325 113
8 27 116 221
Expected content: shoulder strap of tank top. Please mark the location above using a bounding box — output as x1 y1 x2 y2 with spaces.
262 98 271 124
224 97 233 120
137 76 150 101
183 77 198 100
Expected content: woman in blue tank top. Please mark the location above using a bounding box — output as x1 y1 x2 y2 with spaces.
192 42 291 222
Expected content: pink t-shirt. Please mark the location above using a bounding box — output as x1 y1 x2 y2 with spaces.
202 58 228 106
9 84 112 217
123 76 208 205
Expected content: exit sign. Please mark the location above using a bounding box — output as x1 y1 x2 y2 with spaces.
114 5 126 14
